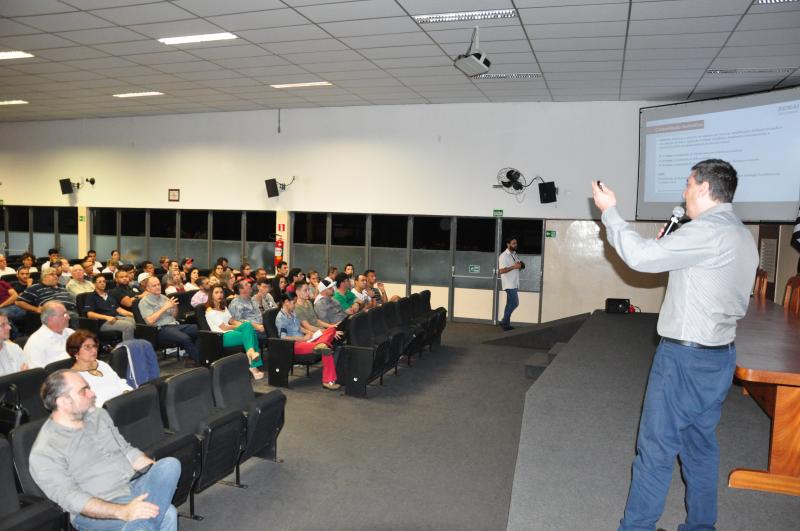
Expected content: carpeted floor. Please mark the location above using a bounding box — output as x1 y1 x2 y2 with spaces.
171 322 534 531
506 311 799 531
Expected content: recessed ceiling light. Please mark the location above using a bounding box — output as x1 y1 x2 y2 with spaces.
0 99 28 105
473 73 542 80
158 32 237 45
112 91 164 98
756 0 798 4
270 81 332 89
0 51 35 60
706 68 795 74
413 9 516 24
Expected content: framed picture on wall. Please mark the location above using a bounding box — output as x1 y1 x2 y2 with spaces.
168 189 180 202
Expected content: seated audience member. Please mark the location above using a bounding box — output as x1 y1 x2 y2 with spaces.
0 275 25 337
110 249 123 266
351 274 377 310
139 276 200 367
82 259 97 279
58 258 72 286
276 260 289 278
12 266 32 294
294 281 342 334
323 266 338 283
343 263 355 282
86 249 103 270
365 269 400 304
0 254 16 276
179 257 193 281
190 276 211 307
111 270 142 311
155 256 171 276
161 260 180 285
16 269 77 316
254 267 268 283
237 262 254 283
209 263 225 282
219 273 236 300
275 292 340 390
184 267 200 291
23 301 74 368
30 370 180 531
137 261 156 283
0 314 27 376
333 272 362 315
205 286 264 380
307 269 321 299
46 248 61 271
67 329 131 407
284 268 303 294
313 279 348 325
84 276 136 341
163 271 185 295
19 252 38 273
253 279 277 313
271 274 287 298
228 279 267 342
102 259 119 275
66 264 95 298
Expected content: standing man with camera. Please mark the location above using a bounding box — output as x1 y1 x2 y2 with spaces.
498 237 523 331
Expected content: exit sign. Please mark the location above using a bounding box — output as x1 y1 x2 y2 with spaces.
545 230 557 238
493 209 503 217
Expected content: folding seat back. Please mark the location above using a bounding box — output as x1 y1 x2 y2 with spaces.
9 419 47 498
263 308 280 338
175 291 198 322
421 289 447 339
0 437 63 531
0 368 48 423
368 306 403 369
161 368 244 493
210 354 286 461
43 358 73 375
261 308 303 388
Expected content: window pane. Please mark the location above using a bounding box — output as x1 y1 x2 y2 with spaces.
370 247 407 283
501 219 543 255
293 213 326 244
180 210 208 239
150 210 176 238
331 214 365 246
413 216 450 250
92 208 116 236
245 241 275 270
58 208 78 234
149 237 176 265
291 243 325 274
212 211 241 241
245 211 276 242
121 210 145 237
330 246 364 277
371 215 407 248
180 239 208 268
411 249 450 286
517 254 542 292
32 207 55 233
60 235 78 260
8 206 28 231
212 241 241 269
456 218 495 253
93 235 117 261
120 236 145 266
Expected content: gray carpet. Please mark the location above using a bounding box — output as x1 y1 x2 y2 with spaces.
506 311 799 531
172 322 533 531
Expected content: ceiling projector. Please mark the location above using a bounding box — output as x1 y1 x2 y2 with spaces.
454 26 490 77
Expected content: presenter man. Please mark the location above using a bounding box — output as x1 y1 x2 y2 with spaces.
498 237 522 331
592 159 758 531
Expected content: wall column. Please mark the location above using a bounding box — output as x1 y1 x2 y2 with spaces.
77 206 90 258
276 210 290 269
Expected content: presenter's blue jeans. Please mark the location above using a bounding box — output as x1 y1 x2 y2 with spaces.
618 339 735 531
501 288 519 327
72 457 180 531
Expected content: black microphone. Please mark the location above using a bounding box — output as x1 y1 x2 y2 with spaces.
662 206 685 238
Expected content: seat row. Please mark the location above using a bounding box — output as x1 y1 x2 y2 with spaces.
1 353 286 524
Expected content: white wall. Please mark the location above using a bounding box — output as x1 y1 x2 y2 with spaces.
0 101 648 219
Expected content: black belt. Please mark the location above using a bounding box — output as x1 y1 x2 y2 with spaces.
662 337 733 350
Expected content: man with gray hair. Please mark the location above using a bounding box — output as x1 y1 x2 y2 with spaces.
0 254 15 276
66 264 94 298
30 369 180 530
15 268 76 315
22 301 73 368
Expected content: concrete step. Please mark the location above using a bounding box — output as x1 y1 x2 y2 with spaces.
524 350 551 379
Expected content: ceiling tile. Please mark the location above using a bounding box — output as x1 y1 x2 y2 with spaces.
152 61 225 73
237 25 328 43
526 21 627 39
625 47 719 60
320 69 392 80
0 18 40 37
719 44 800 58
0 33 75 49
426 25 526 44
532 36 625 51
710 56 800 70
296 0 404 23
235 64 308 77
372 56 450 68
57 27 148 45
189 44 270 60
623 59 711 70
128 18 222 39
517 4 629 25
41 70 107 81
628 16 740 36
9 61 75 74
540 60 622 72
0 0 76 17
215 55 289 68
630 0 752 20
15 12 112 32
727 28 800 47
90 3 195 26
265 39 349 55
397 0 515 12
282 49 363 64
63 56 138 70
208 9 308 31
321 17 419 38
33 46 109 61
340 32 432 48
94 65 162 77
92 40 170 55
627 33 730 49
303 60 378 73
360 45 443 59
173 0 285 17
538 49 623 62
123 50 198 65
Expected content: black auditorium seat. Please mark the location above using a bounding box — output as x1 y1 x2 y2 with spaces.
384 300 425 366
210 354 286 471
420 289 447 347
104 385 200 517
43 358 73 375
0 369 49 431
0 437 63 531
193 304 242 366
367 304 404 376
263 308 319 388
8 419 48 499
342 312 391 398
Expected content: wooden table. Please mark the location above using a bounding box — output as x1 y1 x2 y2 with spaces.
728 299 800 496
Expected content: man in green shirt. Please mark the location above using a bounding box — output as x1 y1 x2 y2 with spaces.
332 272 361 314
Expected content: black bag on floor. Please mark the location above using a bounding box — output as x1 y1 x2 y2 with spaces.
0 384 29 436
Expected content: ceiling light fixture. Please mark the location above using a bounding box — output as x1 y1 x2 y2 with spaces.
756 0 799 4
158 32 238 45
413 9 516 24
0 99 28 105
0 51 34 60
112 91 164 98
270 81 332 89
706 68 795 74
474 73 542 80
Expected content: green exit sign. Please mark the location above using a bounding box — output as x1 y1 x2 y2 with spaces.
545 230 557 238
79 215 85 222
493 209 503 217
468 265 480 274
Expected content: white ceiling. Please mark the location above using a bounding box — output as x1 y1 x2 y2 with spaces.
0 0 798 122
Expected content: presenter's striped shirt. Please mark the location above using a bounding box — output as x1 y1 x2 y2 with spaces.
601 203 758 346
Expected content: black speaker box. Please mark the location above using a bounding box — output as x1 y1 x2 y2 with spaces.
605 298 630 314
538 181 557 203
265 178 279 198
59 178 73 195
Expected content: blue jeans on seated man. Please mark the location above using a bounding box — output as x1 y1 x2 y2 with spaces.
618 339 735 531
72 457 181 531
156 323 199 362
500 288 519 328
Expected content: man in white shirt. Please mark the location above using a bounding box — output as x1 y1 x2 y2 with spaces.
0 313 27 376
351 274 376 310
0 254 16 276
498 237 523 331
23 301 74 368
66 265 94 298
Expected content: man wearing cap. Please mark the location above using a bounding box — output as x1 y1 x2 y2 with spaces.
314 278 348 325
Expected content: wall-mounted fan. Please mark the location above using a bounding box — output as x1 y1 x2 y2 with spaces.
496 167 532 195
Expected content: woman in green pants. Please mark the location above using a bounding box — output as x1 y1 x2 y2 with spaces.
205 285 264 379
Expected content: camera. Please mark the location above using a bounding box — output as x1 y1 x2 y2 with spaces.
519 261 526 270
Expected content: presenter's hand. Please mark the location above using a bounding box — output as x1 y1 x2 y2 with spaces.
591 181 617 213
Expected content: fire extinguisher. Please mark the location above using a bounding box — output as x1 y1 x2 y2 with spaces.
274 236 284 272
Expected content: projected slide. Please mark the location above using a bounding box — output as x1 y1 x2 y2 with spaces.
643 100 800 203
